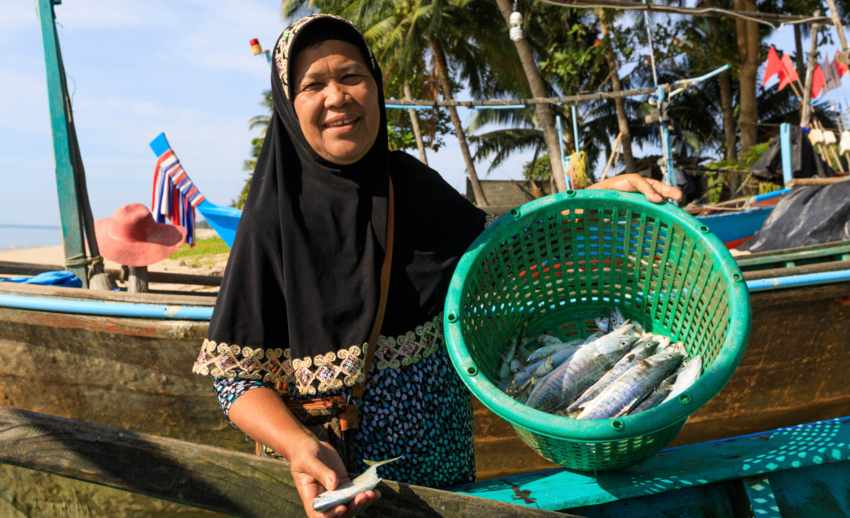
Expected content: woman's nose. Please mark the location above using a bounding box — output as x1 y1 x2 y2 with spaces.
324 81 347 107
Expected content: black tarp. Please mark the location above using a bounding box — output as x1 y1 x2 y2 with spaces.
750 126 836 182
744 181 850 252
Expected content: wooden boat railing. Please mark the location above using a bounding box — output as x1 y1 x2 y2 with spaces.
4 406 850 516
0 407 562 518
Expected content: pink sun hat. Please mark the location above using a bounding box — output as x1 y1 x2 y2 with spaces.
95 203 187 266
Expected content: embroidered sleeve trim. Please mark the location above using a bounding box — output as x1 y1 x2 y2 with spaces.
193 313 444 396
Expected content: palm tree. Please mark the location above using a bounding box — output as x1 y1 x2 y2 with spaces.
596 9 637 172
235 90 273 208
493 0 567 191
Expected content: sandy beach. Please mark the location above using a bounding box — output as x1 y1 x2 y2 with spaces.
0 229 228 292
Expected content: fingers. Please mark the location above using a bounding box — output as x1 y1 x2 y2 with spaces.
645 177 683 202
628 175 663 203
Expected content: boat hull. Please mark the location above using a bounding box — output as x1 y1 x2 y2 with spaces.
1 269 849 482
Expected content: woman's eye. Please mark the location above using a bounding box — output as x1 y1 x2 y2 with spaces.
341 74 362 85
302 82 322 92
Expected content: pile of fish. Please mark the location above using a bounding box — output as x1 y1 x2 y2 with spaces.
498 309 703 419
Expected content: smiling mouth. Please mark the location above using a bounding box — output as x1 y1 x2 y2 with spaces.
324 116 359 129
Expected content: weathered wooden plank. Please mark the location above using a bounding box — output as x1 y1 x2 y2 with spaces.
0 260 223 287
459 415 850 511
743 260 850 281
0 408 566 518
736 241 850 269
0 281 217 306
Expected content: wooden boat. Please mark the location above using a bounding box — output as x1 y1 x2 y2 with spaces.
3 405 849 516
3 241 850 485
6 2 847 514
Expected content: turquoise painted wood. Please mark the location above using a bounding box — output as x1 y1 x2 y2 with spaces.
37 0 87 286
568 484 737 518
744 477 782 517
457 415 850 514
769 461 850 516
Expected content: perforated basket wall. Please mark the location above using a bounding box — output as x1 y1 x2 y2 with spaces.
444 190 751 471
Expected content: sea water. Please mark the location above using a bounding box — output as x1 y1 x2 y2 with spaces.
0 224 62 250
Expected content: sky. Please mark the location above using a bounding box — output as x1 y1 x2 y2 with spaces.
0 0 529 228
2 1 849 229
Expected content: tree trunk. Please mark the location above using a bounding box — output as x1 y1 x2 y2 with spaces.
495 0 567 191
801 22 821 128
429 37 488 206
793 24 805 74
734 0 760 152
719 70 737 162
403 82 428 165
597 11 636 172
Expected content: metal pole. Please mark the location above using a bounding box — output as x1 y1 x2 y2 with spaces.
780 123 794 186
556 115 573 190
570 105 581 151
37 0 88 286
655 86 677 186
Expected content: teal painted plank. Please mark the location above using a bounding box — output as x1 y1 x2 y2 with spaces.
570 483 736 518
458 416 850 511
37 0 87 286
770 462 850 517
743 477 781 517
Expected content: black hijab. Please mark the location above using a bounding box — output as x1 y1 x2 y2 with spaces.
207 14 485 396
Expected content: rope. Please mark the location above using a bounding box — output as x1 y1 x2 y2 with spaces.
383 65 729 108
642 0 659 88
540 0 832 29
65 254 103 269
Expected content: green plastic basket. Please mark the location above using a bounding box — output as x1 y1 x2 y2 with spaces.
444 190 751 471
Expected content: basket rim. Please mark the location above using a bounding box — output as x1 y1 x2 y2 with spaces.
444 190 752 442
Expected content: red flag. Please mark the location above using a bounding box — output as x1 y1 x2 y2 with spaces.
777 53 800 91
811 64 826 98
835 50 849 77
762 47 784 86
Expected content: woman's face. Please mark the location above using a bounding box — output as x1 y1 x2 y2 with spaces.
292 39 380 165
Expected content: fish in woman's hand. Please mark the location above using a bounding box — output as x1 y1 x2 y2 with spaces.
312 456 402 512
525 322 638 412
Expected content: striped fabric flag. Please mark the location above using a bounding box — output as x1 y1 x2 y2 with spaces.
150 134 206 245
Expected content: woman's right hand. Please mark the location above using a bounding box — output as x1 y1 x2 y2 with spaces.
288 436 380 518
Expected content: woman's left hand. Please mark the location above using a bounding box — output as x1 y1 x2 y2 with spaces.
588 174 682 204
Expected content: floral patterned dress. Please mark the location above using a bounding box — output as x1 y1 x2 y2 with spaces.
195 313 475 488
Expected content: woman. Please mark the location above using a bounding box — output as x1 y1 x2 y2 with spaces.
193 14 681 518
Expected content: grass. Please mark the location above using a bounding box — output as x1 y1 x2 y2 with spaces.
170 237 229 260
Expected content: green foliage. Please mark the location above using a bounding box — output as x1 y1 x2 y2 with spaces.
702 142 773 202
171 237 229 259
524 154 551 182
234 90 273 209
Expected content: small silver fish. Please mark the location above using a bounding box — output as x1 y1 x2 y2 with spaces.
662 355 702 404
630 372 678 414
536 333 563 347
312 456 401 512
567 336 659 413
533 356 555 377
499 339 519 382
526 337 584 363
595 307 626 333
526 323 638 412
576 349 683 420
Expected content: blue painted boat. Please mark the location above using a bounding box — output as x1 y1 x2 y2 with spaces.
459 414 850 516
151 129 786 251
